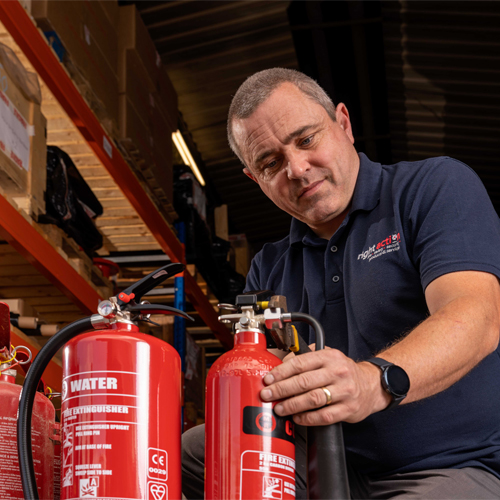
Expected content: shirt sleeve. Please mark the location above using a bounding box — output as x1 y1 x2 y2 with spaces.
405 157 500 290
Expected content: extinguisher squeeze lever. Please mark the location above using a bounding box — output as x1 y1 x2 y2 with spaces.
96 263 194 324
117 262 185 306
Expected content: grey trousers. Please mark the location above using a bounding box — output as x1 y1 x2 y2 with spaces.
182 424 500 499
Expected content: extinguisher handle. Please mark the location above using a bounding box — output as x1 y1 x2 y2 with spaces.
117 262 185 306
126 304 194 321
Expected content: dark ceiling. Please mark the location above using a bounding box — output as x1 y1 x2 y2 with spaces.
132 0 500 252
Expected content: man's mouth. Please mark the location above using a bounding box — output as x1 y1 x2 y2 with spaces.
298 180 324 199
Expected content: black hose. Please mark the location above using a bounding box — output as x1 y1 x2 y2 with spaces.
17 316 93 500
290 312 325 351
289 312 350 500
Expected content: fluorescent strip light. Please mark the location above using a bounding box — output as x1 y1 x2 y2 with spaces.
172 130 206 186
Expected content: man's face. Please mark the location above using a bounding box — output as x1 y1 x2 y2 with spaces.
232 83 360 238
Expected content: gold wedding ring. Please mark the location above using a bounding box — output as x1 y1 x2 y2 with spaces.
321 386 332 406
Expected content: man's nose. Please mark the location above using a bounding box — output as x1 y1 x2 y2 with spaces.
285 152 310 180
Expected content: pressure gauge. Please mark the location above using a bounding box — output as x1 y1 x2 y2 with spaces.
97 300 116 319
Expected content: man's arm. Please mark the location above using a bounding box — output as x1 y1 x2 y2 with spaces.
260 270 500 426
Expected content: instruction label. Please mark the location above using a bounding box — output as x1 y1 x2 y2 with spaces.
240 451 295 500
61 370 145 499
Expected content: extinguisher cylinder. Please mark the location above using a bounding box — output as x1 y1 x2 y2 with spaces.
206 329 296 500
60 324 182 500
1 368 56 500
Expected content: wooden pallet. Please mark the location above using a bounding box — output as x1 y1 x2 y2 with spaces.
0 243 84 326
33 223 113 298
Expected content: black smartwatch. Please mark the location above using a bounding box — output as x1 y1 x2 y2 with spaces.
366 357 410 410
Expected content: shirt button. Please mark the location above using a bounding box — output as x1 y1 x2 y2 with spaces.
330 246 338 253
332 275 340 283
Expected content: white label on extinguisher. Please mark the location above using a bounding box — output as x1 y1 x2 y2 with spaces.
148 447 168 480
148 481 168 500
61 370 144 499
240 451 295 500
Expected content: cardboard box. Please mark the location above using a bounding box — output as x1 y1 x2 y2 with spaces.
229 234 252 277
32 0 119 128
150 134 173 202
118 94 154 166
80 0 118 73
1 298 36 317
118 94 173 202
121 49 155 116
118 5 162 88
0 44 47 218
94 0 119 30
149 96 174 162
156 69 178 131
118 5 178 132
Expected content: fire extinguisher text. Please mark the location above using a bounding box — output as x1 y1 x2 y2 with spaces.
70 377 118 393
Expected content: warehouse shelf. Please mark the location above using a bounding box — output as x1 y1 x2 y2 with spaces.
0 2 232 362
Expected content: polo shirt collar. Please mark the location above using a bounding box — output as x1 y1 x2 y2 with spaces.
289 153 383 247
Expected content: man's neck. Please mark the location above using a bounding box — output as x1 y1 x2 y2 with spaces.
310 208 350 241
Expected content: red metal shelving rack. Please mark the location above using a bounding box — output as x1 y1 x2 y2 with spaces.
0 2 233 367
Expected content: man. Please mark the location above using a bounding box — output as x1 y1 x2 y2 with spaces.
182 68 500 498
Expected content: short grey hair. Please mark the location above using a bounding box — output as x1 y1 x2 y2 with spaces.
227 68 336 165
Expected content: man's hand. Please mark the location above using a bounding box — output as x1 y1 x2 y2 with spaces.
261 271 500 427
260 346 391 426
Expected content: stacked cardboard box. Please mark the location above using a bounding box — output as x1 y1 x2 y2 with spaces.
0 43 46 219
32 0 120 134
118 5 178 202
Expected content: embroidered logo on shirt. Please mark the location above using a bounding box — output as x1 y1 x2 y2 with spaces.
357 233 401 262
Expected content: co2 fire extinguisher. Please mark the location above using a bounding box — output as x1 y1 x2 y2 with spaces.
205 293 350 500
0 301 58 500
17 263 193 500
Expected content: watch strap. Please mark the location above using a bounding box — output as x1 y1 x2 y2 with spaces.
367 357 407 410
366 357 390 369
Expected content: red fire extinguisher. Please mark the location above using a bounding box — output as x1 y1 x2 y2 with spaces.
17 263 192 500
206 293 351 500
0 302 58 500
206 293 297 500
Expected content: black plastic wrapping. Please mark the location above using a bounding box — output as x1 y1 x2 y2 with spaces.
39 146 103 254
173 166 245 303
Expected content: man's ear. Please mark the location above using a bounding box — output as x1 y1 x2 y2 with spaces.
335 103 355 144
243 167 258 183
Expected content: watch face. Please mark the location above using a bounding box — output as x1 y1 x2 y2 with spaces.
385 365 410 397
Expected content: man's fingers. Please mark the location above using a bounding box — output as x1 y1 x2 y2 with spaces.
261 369 332 402
292 405 346 426
273 386 337 416
263 349 342 386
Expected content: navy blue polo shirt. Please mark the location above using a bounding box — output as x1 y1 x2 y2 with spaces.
245 153 500 478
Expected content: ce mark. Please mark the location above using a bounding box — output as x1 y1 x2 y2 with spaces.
148 448 168 481
152 454 165 466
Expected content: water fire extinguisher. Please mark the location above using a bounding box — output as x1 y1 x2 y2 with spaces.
17 263 193 500
205 292 350 500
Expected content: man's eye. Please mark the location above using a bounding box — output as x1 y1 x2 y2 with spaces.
301 135 314 147
263 159 279 170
